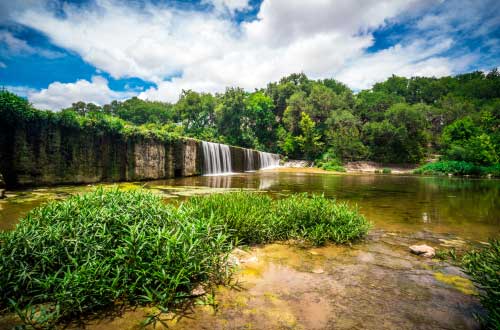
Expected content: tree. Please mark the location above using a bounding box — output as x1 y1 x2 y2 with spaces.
354 90 404 122
277 126 297 157
215 87 247 146
266 73 312 121
283 91 310 136
244 91 276 149
296 112 323 160
326 110 368 161
65 101 102 116
362 103 429 163
102 97 174 125
306 83 338 130
441 117 480 147
175 90 216 137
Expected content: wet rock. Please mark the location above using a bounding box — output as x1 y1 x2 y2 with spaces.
409 244 435 258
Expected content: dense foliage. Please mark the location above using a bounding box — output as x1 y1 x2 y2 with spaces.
0 188 370 327
462 240 500 329
413 161 500 176
2 68 499 168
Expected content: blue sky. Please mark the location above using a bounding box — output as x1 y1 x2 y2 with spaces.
0 0 498 110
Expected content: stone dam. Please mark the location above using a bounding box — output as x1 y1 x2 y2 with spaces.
0 121 280 188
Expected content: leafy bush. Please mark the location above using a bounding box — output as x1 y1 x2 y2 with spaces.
413 161 500 176
462 240 500 329
0 189 370 326
382 168 392 174
316 150 346 172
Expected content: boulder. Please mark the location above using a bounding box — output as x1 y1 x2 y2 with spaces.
409 244 435 258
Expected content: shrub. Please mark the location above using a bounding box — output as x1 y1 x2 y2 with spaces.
321 162 347 172
382 168 392 174
413 161 500 177
413 161 481 175
0 189 370 326
462 240 500 329
316 150 346 172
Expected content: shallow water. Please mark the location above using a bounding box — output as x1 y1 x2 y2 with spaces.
0 169 499 329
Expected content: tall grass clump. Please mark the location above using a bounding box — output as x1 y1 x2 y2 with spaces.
462 239 500 329
182 192 370 246
0 188 233 327
0 189 370 327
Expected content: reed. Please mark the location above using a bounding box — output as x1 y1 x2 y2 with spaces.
462 239 500 329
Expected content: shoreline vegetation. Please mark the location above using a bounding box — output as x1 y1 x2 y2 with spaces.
2 69 499 180
462 240 500 329
0 188 370 328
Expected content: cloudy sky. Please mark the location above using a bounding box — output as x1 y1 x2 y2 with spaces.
0 0 499 110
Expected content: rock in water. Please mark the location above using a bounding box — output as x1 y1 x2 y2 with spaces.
409 245 435 258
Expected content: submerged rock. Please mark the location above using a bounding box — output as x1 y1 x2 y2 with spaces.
409 244 435 258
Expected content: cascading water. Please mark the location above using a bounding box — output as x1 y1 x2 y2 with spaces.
258 151 280 169
202 141 232 175
244 149 255 172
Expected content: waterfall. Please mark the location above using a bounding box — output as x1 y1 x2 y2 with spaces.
244 149 255 172
202 141 233 175
258 151 280 169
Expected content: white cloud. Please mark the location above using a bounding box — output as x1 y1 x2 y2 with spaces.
0 30 64 59
203 0 251 15
8 0 491 106
335 38 465 90
4 85 38 97
13 0 427 103
27 76 133 110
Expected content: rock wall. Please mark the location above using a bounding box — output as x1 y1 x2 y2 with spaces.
0 122 202 188
0 120 279 188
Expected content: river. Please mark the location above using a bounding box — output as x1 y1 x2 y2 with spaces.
1 169 499 329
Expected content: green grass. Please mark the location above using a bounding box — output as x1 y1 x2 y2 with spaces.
413 161 500 177
462 239 500 329
0 188 370 327
183 192 370 245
